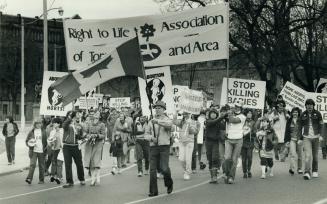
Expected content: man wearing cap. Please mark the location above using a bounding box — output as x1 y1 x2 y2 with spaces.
298 99 324 180
145 100 173 197
269 98 289 161
223 101 246 184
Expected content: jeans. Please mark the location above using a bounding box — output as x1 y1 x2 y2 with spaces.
274 143 286 160
63 145 85 184
218 141 225 170
179 142 194 174
289 140 303 171
223 139 243 179
241 146 253 173
303 138 319 173
45 148 54 172
27 152 45 182
112 156 123 168
206 140 219 170
5 136 15 163
149 145 173 194
50 149 60 176
136 139 150 172
192 143 203 170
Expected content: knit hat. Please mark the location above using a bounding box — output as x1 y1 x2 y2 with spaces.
153 100 166 110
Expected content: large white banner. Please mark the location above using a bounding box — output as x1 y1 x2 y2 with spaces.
279 81 306 111
220 78 266 109
138 67 174 117
40 71 73 116
63 4 228 70
75 97 99 110
179 88 204 114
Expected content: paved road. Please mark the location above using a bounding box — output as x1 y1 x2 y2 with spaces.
1 150 327 204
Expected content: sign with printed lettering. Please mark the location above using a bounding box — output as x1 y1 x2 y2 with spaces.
109 97 131 110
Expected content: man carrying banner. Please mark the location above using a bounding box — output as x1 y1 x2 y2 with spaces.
298 99 324 180
222 101 246 184
145 100 173 197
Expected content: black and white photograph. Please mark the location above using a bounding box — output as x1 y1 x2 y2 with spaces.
0 0 327 204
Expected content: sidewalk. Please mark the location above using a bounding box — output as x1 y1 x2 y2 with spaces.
0 125 32 176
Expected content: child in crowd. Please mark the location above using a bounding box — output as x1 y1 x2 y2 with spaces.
256 117 278 179
47 117 64 184
110 131 124 175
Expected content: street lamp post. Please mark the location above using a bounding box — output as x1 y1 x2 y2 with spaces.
21 18 25 130
43 0 48 71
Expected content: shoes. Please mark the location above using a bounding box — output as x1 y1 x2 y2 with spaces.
121 164 127 168
80 181 86 186
297 169 303 174
261 174 266 179
50 176 55 182
199 162 206 170
243 173 248 179
38 181 44 184
25 178 32 184
63 183 74 188
183 173 190 180
8 162 12 165
157 173 163 179
55 178 62 184
227 177 234 184
111 167 117 175
192 170 197 174
148 192 158 197
247 172 252 178
312 172 319 178
167 183 173 194
138 172 143 177
12 160 15 164
144 170 149 175
289 169 295 175
303 173 311 180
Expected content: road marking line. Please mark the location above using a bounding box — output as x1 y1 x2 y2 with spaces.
124 175 223 204
0 164 136 201
313 198 327 204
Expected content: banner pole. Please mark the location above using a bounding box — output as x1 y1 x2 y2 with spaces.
134 29 156 138
226 1 230 105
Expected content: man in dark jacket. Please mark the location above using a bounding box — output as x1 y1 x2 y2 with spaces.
62 111 86 188
298 99 324 180
2 116 19 165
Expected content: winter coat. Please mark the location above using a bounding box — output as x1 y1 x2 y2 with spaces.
298 109 323 140
242 119 256 148
284 118 300 143
2 122 19 138
173 118 198 143
62 118 84 146
84 121 106 168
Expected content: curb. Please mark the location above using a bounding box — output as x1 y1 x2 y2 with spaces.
0 166 29 177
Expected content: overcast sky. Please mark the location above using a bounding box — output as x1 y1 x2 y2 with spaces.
1 0 161 19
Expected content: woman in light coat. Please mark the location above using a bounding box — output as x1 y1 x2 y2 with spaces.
84 113 106 186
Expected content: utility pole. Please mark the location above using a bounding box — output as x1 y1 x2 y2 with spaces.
21 18 25 130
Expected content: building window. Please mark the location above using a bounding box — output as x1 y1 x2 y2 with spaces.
3 104 8 115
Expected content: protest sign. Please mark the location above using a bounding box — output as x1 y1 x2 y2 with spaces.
179 88 204 114
279 82 306 111
40 71 73 116
77 97 99 109
316 78 327 93
220 78 266 109
172 85 189 109
305 93 327 123
109 97 131 110
63 4 228 70
93 93 104 103
138 66 174 117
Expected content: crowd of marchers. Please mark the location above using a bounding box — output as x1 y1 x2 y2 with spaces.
2 95 327 197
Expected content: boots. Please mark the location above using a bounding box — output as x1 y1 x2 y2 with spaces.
209 168 218 184
90 169 96 186
95 169 101 185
